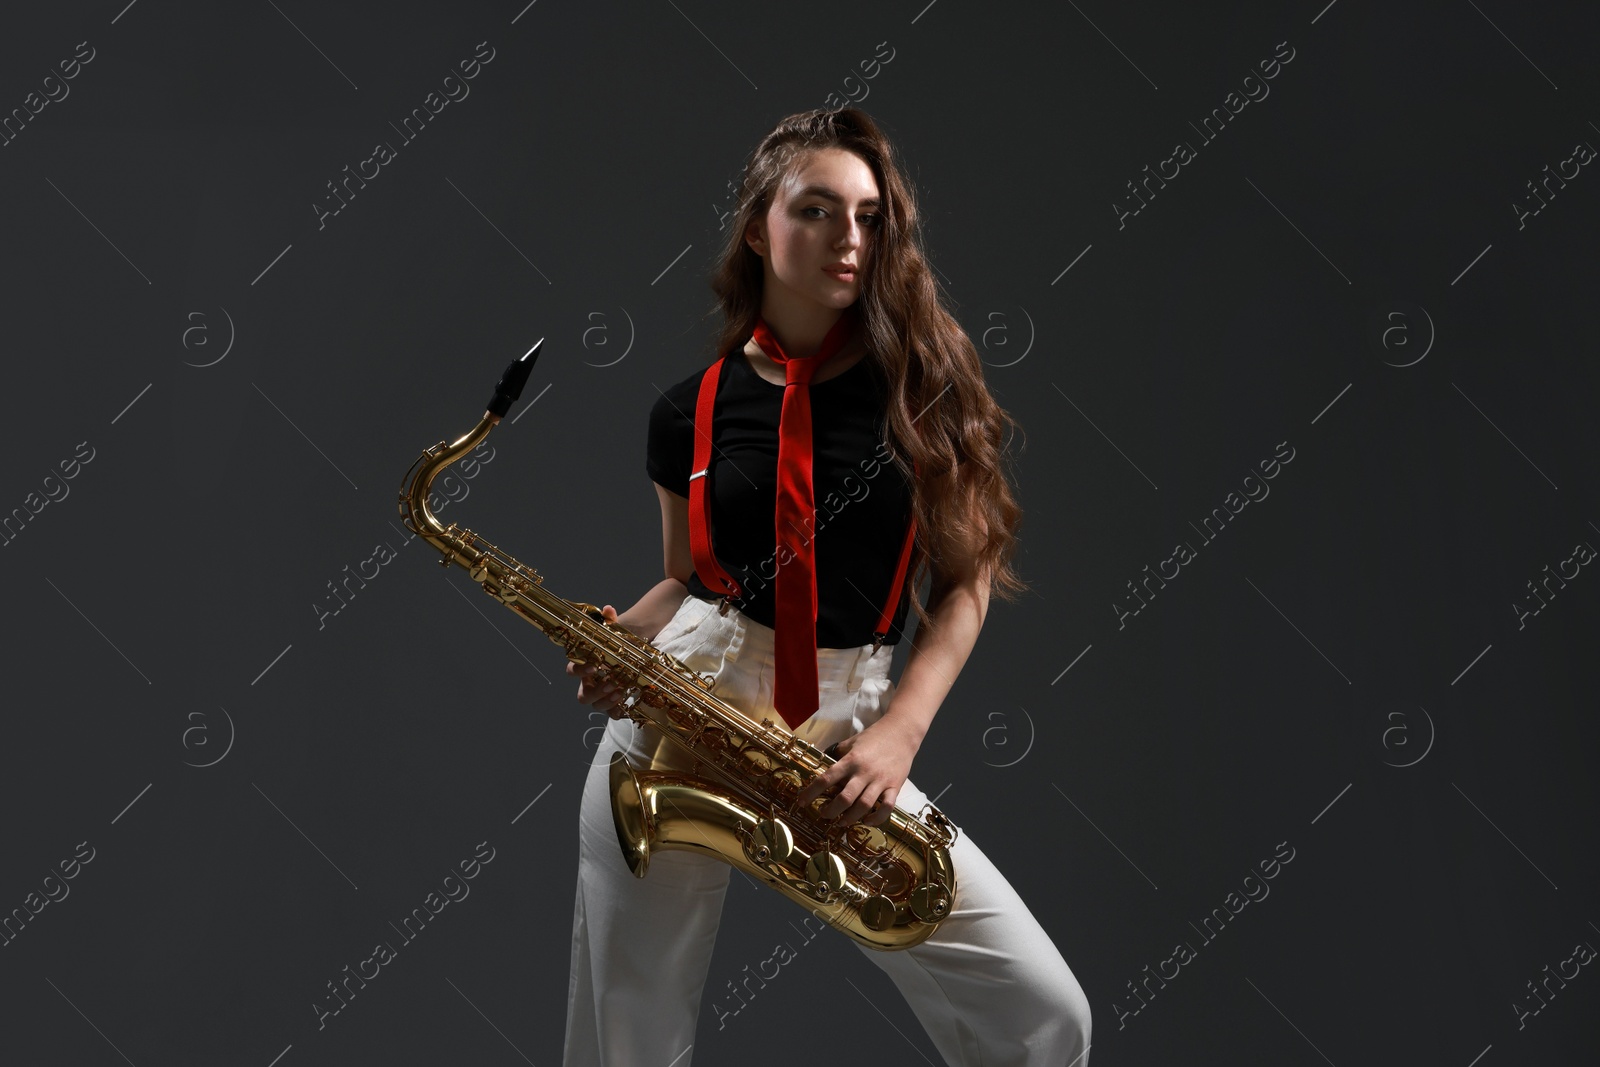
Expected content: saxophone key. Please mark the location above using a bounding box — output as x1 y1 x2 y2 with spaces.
804 847 848 892
745 817 794 865
861 894 898 932
768 769 803 801
737 745 776 776
908 884 951 923
845 822 892 857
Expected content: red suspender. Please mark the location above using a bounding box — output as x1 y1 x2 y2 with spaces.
873 479 918 650
686 360 917 650
688 356 743 600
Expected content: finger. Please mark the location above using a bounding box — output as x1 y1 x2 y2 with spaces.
836 785 882 825
863 788 897 826
797 769 839 808
820 779 866 819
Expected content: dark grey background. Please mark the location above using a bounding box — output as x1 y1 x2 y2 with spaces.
2 1 1596 1064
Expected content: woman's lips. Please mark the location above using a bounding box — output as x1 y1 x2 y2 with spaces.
823 267 857 281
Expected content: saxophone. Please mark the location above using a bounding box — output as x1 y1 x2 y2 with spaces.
396 341 957 951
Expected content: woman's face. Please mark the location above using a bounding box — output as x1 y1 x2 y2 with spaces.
746 147 883 315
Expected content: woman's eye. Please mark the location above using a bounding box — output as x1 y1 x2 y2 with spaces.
800 205 879 227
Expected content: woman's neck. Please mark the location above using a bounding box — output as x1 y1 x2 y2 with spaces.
755 301 858 360
743 334 869 386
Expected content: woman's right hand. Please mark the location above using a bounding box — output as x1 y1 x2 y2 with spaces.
566 604 632 720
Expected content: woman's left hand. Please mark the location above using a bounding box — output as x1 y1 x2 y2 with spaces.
796 717 923 827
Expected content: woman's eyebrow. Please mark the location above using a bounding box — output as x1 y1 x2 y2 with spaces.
796 184 881 208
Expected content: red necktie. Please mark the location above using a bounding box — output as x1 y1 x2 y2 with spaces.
752 310 859 729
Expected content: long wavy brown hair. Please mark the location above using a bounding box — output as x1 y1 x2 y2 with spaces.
706 106 1028 630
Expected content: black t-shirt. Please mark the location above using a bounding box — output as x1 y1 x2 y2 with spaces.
646 347 916 648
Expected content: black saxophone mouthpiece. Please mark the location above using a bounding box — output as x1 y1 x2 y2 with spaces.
486 338 544 417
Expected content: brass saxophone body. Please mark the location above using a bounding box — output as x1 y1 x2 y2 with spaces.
396 342 957 950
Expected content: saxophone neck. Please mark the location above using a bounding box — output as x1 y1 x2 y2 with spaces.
397 338 541 544
400 414 497 542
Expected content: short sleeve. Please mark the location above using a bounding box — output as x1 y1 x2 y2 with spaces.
646 378 697 497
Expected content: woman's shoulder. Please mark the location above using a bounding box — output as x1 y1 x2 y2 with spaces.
650 354 745 432
661 362 714 401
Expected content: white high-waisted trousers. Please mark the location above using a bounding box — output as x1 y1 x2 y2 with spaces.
563 593 1092 1066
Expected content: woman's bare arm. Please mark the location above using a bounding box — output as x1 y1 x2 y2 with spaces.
875 567 990 748
612 578 689 644
795 563 992 826
611 483 694 641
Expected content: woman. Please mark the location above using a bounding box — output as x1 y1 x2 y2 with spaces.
563 107 1091 1066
